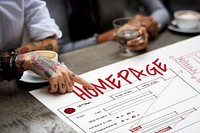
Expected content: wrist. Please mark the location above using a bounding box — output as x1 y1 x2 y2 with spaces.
96 34 105 44
0 54 23 81
93 33 99 44
15 53 31 71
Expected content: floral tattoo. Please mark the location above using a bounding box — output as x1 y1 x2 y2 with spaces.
19 47 29 54
31 53 59 78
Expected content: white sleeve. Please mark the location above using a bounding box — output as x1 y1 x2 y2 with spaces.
25 0 62 41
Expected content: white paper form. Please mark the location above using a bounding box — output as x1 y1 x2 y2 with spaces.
30 35 200 133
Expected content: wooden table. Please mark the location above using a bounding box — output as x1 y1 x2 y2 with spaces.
0 30 198 133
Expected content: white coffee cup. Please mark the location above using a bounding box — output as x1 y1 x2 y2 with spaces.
174 10 200 29
35 50 58 62
26 50 58 77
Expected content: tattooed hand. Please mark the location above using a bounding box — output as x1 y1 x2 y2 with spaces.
15 53 94 94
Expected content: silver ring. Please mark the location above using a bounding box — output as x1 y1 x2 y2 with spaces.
72 73 76 77
137 36 144 44
138 38 144 44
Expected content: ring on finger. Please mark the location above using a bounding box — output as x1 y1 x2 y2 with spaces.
68 82 73 87
138 38 144 44
62 83 65 89
137 36 144 44
72 72 77 77
54 84 58 89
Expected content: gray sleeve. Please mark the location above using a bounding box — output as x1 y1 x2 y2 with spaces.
137 0 170 31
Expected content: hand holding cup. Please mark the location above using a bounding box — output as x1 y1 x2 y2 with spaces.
113 17 148 55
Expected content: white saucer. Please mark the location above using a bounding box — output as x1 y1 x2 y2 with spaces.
20 71 48 83
168 20 200 33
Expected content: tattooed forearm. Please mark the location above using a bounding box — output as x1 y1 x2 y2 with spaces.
31 42 37 47
17 35 58 54
18 47 29 54
31 53 59 78
45 44 53 50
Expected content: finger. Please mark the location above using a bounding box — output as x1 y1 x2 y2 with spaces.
58 75 67 94
69 71 94 90
57 65 74 93
128 33 148 51
128 43 146 51
127 35 144 46
127 28 145 46
48 78 58 93
64 73 74 93
71 80 75 85
113 32 116 37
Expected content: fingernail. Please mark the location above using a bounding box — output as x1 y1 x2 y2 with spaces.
89 84 95 90
68 88 73 92
127 41 131 45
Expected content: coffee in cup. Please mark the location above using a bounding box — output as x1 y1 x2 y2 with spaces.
174 10 200 29
35 50 58 62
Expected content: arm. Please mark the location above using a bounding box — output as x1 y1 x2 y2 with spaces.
120 0 170 51
1 0 61 55
59 30 116 54
1 35 58 56
24 0 61 52
0 53 94 93
18 35 58 54
137 0 170 31
25 0 62 40
72 0 170 47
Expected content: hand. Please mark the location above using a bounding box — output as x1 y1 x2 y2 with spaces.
15 53 94 94
122 15 158 51
127 27 149 51
131 15 158 38
115 23 149 51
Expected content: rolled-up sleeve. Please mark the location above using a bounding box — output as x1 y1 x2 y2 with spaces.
25 0 62 41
